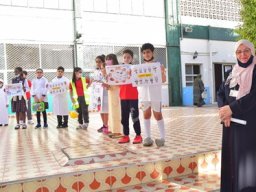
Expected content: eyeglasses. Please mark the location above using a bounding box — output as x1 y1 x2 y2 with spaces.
236 49 251 55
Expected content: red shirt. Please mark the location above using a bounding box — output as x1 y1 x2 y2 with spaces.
26 80 32 99
69 78 90 97
120 84 138 100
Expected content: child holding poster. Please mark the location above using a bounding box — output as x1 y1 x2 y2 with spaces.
93 55 109 133
31 68 49 129
118 49 142 144
138 43 166 147
104 54 122 138
0 79 8 126
52 66 69 128
11 67 29 129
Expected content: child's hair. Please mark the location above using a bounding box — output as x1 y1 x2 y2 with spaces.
72 67 82 83
123 49 134 58
96 54 105 63
36 68 43 72
106 54 119 65
141 43 155 52
22 70 28 76
15 67 23 78
57 66 65 71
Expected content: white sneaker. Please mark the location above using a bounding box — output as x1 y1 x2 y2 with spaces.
82 123 88 130
28 120 34 125
76 124 83 130
155 138 165 147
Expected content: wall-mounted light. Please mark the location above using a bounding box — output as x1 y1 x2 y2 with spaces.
193 51 198 59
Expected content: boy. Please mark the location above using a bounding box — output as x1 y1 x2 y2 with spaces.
31 68 49 129
139 43 166 147
0 79 8 126
52 66 69 128
118 49 142 144
23 71 34 125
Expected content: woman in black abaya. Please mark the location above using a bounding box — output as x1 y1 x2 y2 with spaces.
217 39 256 192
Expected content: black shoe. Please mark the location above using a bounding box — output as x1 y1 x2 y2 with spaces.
97 126 104 133
22 124 27 129
4 124 8 126
15 125 20 129
62 124 68 128
35 124 41 129
56 124 63 128
43 123 48 128
0 124 2 126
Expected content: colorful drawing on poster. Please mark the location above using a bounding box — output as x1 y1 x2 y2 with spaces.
106 64 131 85
89 82 103 111
131 62 162 86
5 83 24 97
48 81 68 95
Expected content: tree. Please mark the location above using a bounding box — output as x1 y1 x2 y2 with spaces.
236 0 256 45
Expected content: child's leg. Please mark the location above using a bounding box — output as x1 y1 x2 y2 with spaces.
42 110 47 124
16 113 19 124
121 100 130 136
36 111 41 125
27 98 32 121
130 100 141 136
77 97 83 125
82 104 89 124
152 102 165 140
57 115 62 126
143 105 152 138
63 115 68 126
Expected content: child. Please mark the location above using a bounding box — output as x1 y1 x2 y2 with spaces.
104 54 122 138
31 68 49 129
69 67 90 130
139 43 166 147
11 67 29 129
118 49 142 144
0 79 8 126
93 55 109 132
23 71 34 125
52 66 70 128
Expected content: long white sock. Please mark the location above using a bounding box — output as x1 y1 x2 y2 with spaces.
157 119 165 139
144 119 151 138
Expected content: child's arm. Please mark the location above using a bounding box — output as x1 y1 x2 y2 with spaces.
161 64 166 83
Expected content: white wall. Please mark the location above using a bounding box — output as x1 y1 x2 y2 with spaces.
0 6 74 43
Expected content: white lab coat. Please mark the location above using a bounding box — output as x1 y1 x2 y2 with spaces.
52 76 69 116
31 77 48 102
0 87 9 124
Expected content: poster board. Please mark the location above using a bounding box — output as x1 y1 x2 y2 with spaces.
131 62 162 86
48 82 68 95
5 83 24 97
106 64 131 85
89 82 103 111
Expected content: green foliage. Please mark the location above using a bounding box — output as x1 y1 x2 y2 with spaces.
236 0 256 45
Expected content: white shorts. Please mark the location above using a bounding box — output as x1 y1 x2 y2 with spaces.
140 101 162 113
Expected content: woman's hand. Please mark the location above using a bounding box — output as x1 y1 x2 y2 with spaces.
219 105 232 120
223 117 231 127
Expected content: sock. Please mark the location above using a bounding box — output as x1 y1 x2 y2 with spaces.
157 119 165 139
144 119 151 138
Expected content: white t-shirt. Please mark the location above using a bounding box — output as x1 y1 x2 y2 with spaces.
137 62 162 102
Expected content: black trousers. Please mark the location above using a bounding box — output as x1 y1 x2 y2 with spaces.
77 96 89 125
36 111 47 125
57 115 68 126
121 100 141 136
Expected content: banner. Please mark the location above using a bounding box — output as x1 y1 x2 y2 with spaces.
89 82 103 111
106 64 131 85
48 82 68 95
5 83 24 97
131 62 162 86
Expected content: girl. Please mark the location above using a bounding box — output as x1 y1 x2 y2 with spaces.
31 68 49 129
104 54 122 138
69 67 90 130
92 55 109 132
0 79 8 126
12 67 29 129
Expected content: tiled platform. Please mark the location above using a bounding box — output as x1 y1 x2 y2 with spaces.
0 106 222 191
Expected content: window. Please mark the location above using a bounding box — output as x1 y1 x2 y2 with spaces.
185 64 201 86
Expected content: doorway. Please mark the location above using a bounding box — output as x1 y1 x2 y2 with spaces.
214 63 234 101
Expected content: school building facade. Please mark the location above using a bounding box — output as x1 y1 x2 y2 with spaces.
0 0 241 107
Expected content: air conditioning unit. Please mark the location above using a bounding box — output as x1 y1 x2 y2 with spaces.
184 26 193 33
